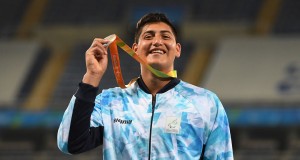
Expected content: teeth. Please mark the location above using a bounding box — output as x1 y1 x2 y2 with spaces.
151 50 164 54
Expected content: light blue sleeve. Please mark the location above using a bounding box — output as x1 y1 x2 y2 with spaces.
57 96 76 154
203 94 234 160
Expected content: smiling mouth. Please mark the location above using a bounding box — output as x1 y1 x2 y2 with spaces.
149 49 165 54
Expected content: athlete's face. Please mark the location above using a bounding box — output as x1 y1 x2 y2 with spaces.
132 22 181 73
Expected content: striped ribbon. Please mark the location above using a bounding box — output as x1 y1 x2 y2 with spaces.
105 34 177 88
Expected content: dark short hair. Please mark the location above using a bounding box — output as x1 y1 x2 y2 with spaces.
134 13 178 43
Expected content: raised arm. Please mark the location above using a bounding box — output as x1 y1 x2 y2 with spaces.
57 38 109 154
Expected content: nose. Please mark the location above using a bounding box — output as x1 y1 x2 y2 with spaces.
152 36 163 46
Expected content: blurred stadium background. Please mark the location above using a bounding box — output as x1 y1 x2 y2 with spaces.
0 0 300 159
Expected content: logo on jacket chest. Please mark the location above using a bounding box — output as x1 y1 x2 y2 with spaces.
165 116 181 134
114 118 132 124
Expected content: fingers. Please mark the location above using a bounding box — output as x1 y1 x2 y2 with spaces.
91 38 110 50
86 38 110 59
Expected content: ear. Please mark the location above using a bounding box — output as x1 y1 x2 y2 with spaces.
132 43 138 52
175 43 181 58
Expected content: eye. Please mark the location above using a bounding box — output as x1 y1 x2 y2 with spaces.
143 34 153 40
162 34 171 39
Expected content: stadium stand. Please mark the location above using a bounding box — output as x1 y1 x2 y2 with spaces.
273 0 300 34
191 0 263 23
42 0 124 25
0 0 30 38
0 40 48 107
1 0 300 159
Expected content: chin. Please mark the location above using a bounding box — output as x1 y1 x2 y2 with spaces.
148 62 163 70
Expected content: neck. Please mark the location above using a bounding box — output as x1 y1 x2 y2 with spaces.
141 71 172 95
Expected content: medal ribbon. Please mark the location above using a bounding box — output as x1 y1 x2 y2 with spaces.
107 34 177 88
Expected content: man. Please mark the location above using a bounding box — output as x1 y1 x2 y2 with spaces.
57 13 233 160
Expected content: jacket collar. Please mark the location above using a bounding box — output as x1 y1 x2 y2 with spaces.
136 76 180 94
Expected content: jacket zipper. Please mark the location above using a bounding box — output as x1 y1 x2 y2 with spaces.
148 94 156 160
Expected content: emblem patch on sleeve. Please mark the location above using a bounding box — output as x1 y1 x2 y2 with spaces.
165 116 181 134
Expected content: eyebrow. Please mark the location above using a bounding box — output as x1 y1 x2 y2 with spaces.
143 30 173 35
